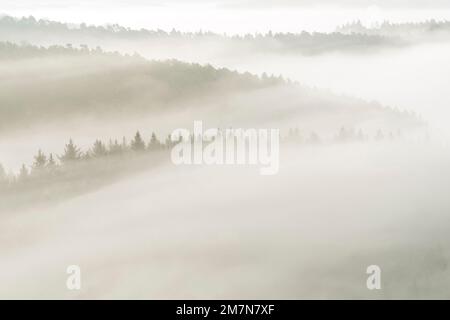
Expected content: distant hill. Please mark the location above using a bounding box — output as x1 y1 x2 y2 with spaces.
0 42 423 134
0 15 404 56
336 20 450 41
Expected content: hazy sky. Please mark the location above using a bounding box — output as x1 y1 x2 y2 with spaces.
2 0 450 33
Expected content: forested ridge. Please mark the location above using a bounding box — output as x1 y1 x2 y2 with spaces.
0 41 422 134
0 15 403 55
0 126 419 208
337 20 450 38
0 41 286 130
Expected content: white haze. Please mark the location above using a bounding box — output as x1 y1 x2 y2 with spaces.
218 43 450 140
0 50 423 172
1 16 445 138
1 3 450 300
102 38 449 139
87 38 450 140
2 142 450 299
2 1 450 34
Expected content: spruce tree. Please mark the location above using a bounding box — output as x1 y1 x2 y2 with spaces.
33 149 47 171
0 163 7 186
122 137 129 152
109 139 122 155
47 153 57 171
92 140 107 157
165 135 173 149
18 164 29 182
131 131 146 151
148 132 161 151
81 151 92 161
59 139 81 164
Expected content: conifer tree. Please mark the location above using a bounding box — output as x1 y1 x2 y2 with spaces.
165 134 174 149
109 139 122 155
122 136 129 152
91 140 107 157
148 132 161 151
131 131 146 151
47 153 57 171
0 163 7 186
81 151 92 161
33 149 47 171
59 139 81 163
18 164 29 182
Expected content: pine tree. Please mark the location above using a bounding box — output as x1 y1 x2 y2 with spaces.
131 131 146 151
91 140 107 157
33 149 47 171
165 134 173 149
0 163 5 178
109 139 122 155
148 132 161 151
47 153 57 171
0 163 7 186
81 151 92 161
18 164 29 182
59 139 81 164
121 136 129 152
261 72 269 82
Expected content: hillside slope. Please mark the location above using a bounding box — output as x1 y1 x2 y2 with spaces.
0 42 421 132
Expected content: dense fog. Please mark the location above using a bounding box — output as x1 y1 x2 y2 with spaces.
0 43 422 171
1 4 450 299
1 15 448 137
2 141 450 299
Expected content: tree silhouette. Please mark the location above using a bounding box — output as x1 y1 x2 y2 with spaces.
18 164 29 182
0 163 7 186
148 132 161 151
91 140 107 157
121 136 129 151
33 149 47 172
109 139 123 155
59 139 81 163
47 153 57 171
81 151 92 161
164 134 175 149
131 131 146 151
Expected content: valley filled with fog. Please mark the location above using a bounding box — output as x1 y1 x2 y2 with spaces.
1 8 450 299
1 15 449 138
3 142 450 299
